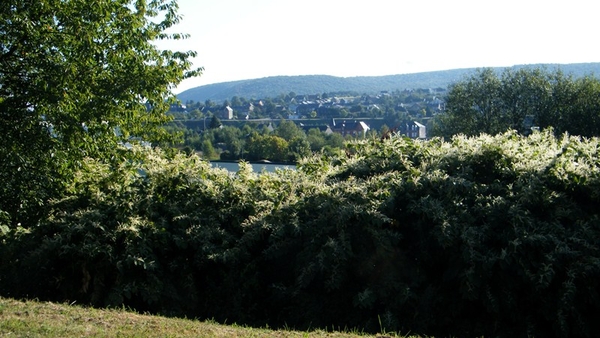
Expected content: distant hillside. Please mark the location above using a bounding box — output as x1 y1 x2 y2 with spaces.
176 63 600 103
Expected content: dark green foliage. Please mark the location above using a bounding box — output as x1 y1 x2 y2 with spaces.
435 66 600 138
1 0 200 229
2 131 600 337
209 115 222 129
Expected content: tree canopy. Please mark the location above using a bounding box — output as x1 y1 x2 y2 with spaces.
432 67 600 138
0 0 201 227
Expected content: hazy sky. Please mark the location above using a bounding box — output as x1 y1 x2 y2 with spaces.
158 0 599 93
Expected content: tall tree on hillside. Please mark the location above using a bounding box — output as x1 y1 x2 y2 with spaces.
0 0 201 227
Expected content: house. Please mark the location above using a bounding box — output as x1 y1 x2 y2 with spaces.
288 103 299 113
222 106 234 120
331 119 370 137
414 121 427 139
296 102 321 116
427 96 446 112
400 121 427 139
232 102 254 113
273 104 288 115
169 103 187 112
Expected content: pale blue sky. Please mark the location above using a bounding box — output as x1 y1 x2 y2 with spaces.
158 0 600 93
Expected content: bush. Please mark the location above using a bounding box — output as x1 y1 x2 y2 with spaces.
2 131 600 337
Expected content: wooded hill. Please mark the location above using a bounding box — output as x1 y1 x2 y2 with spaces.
177 63 600 103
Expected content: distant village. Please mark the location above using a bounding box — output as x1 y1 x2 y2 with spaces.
171 87 447 140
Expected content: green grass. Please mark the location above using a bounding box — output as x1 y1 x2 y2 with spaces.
0 297 415 337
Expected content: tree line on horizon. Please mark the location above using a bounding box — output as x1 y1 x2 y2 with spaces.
174 63 600 103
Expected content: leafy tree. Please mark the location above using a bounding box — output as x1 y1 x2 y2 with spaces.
380 124 390 137
287 137 311 162
201 139 218 160
209 115 222 129
307 128 326 151
230 96 242 107
558 75 600 136
246 134 289 162
0 0 200 227
214 126 243 159
433 67 600 138
245 133 265 161
188 108 203 120
325 132 345 149
263 135 289 162
184 129 202 149
435 68 504 137
263 98 276 115
275 119 305 141
350 104 363 114
240 123 256 136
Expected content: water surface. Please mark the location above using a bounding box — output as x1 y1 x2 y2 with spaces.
210 161 296 173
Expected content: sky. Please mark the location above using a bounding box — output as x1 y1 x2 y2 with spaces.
157 0 600 94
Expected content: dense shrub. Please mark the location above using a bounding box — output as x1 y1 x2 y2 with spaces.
1 130 600 337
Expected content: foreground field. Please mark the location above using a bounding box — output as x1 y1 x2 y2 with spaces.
0 297 410 338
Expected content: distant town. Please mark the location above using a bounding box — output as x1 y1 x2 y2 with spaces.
169 88 447 142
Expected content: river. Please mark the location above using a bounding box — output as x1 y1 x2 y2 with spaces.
210 161 296 173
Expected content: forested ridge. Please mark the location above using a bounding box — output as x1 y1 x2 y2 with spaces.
176 62 600 103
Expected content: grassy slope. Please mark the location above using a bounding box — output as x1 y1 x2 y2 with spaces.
0 297 412 338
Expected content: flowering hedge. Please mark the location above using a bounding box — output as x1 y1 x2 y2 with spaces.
1 130 599 337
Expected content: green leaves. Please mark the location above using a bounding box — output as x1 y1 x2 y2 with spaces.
2 128 600 336
1 0 201 227
435 66 600 139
